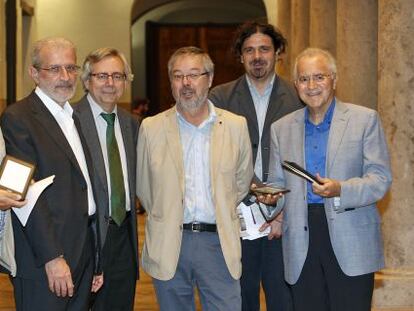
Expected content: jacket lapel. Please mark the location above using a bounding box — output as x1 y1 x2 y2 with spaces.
237 77 259 135
75 97 108 198
118 109 136 203
30 93 84 177
210 109 225 197
164 108 185 193
326 101 349 173
289 110 306 166
263 76 282 132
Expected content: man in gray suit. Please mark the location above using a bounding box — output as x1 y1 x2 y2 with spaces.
263 47 392 311
209 21 302 311
74 47 139 310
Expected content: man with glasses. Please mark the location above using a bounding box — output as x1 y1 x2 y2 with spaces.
136 46 253 310
74 47 139 310
209 21 302 311
1 37 101 310
262 47 392 311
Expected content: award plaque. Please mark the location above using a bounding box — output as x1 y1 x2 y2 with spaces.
0 155 35 199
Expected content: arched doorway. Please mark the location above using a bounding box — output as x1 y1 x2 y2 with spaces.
131 0 267 114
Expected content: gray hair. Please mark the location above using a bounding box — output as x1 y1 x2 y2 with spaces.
167 46 214 78
31 37 76 68
80 47 133 89
293 47 337 81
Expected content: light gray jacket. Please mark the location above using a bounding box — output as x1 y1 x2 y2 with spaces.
268 100 392 284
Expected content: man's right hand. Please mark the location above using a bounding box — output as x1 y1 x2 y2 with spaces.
250 183 283 206
0 189 26 210
45 257 74 297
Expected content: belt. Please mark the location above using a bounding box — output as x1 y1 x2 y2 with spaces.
183 222 217 232
308 203 324 209
106 211 131 225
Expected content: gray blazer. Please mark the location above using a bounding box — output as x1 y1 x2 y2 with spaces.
74 96 139 277
209 75 303 182
268 100 392 284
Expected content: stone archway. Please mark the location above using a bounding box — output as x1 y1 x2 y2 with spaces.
130 0 267 105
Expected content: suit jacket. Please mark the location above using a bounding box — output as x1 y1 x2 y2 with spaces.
209 74 303 182
0 92 94 280
268 100 392 284
74 95 139 278
136 105 253 280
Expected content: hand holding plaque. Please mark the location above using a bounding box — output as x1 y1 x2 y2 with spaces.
250 183 287 222
0 156 35 200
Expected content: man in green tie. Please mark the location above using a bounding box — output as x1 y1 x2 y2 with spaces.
74 47 139 310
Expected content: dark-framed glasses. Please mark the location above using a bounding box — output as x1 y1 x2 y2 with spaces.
36 65 80 75
172 72 209 82
90 72 127 82
296 73 335 85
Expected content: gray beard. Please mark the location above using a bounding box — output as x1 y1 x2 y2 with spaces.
177 93 207 116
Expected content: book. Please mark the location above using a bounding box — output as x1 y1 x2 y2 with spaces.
282 161 322 184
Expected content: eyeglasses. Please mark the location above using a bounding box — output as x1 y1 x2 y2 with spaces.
90 72 127 82
36 65 80 75
172 72 209 82
296 73 335 85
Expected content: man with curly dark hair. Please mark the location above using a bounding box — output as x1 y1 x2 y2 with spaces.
209 21 303 311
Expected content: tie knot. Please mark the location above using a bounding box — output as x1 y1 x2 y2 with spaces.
101 113 116 126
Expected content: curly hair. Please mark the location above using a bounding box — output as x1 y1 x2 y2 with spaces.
233 21 287 57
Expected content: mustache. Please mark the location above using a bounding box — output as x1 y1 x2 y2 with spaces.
55 81 74 89
180 86 194 94
250 59 267 66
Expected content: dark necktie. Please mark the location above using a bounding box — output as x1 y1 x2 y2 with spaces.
101 113 126 226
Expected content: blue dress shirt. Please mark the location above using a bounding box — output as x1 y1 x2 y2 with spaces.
305 99 336 203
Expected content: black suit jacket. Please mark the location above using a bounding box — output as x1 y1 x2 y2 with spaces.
209 75 303 182
74 96 139 279
0 91 95 280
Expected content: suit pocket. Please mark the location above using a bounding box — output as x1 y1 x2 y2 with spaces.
145 216 165 262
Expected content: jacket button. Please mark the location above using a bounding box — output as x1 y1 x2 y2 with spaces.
304 226 308 231
253 144 258 148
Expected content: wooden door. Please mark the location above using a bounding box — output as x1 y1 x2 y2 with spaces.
146 22 244 114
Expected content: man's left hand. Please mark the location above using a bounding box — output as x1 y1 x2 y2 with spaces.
312 173 341 197
259 215 283 240
91 274 104 293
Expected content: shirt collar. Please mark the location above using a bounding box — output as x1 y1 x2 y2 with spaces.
245 73 275 97
176 100 217 129
87 93 118 121
305 97 336 129
35 86 73 118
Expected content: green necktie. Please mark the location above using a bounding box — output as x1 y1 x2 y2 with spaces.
101 113 126 226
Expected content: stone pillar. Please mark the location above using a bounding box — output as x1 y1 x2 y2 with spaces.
336 0 377 109
309 0 336 56
374 0 414 308
289 0 309 76
273 0 292 79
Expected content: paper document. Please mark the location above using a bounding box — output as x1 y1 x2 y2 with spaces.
237 202 270 240
12 175 55 226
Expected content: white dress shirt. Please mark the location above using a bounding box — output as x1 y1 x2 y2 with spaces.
87 94 131 213
35 87 96 215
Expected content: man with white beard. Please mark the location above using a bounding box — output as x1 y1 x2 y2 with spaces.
136 46 253 311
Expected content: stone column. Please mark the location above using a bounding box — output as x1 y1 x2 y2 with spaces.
374 0 414 308
289 0 309 76
271 0 292 79
309 0 336 56
336 0 377 109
